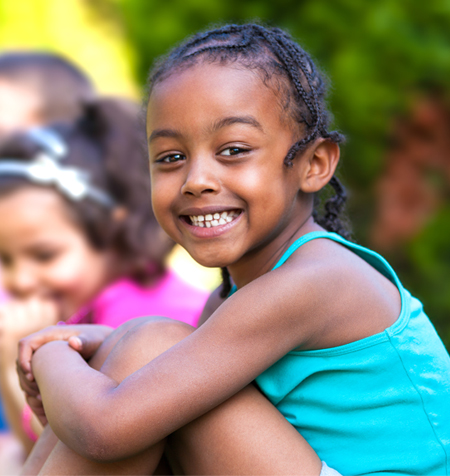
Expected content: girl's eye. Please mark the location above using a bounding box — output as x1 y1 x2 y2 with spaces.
158 154 185 164
0 254 11 267
34 251 58 263
220 147 248 156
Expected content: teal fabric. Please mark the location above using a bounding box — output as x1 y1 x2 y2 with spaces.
252 231 450 475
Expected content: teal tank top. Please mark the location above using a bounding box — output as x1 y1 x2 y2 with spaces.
252 231 450 475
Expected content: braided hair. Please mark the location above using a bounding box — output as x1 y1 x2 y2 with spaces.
147 24 351 297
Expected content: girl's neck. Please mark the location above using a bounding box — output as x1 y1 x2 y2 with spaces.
228 215 321 289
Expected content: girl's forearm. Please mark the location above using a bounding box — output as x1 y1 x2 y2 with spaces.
32 341 118 459
30 280 312 462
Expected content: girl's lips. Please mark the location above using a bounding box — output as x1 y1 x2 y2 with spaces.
180 209 243 238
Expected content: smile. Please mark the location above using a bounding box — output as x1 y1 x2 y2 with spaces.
188 210 240 228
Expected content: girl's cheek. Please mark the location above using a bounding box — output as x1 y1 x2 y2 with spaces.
152 185 173 223
45 252 96 292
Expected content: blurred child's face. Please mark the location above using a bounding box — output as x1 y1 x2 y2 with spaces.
147 63 311 277
0 187 112 319
0 79 43 136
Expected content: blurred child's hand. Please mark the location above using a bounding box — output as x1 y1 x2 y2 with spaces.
17 324 113 381
0 297 59 361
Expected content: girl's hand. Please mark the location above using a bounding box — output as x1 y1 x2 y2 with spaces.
26 395 47 427
18 324 113 381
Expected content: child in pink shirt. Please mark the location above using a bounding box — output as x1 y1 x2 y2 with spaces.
67 272 206 328
0 99 208 452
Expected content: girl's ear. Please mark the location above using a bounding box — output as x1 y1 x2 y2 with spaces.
111 206 128 222
299 139 340 193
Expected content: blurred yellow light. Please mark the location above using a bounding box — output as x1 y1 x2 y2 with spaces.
0 0 138 98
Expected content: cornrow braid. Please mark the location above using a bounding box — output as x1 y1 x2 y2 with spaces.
148 23 351 297
315 176 351 240
220 267 232 298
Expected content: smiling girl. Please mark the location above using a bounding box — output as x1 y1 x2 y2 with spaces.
18 24 450 476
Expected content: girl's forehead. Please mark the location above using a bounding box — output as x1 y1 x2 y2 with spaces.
147 63 285 129
0 186 76 236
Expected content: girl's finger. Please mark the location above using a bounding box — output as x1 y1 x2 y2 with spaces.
17 363 40 397
68 336 83 351
26 395 48 427
68 333 104 359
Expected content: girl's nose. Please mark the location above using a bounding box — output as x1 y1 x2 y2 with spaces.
3 263 39 298
181 157 220 198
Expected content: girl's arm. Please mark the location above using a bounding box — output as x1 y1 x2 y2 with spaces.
16 323 114 432
196 286 226 327
18 323 114 381
31 262 325 462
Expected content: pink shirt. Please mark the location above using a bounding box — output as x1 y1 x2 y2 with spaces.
66 270 209 328
21 272 209 441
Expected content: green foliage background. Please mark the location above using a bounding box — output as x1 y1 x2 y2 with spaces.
3 0 446 346
110 0 450 347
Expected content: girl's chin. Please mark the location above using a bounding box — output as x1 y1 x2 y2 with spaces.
186 249 232 269
55 300 77 322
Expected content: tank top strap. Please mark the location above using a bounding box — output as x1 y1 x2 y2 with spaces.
229 231 404 296
272 231 334 270
272 231 404 289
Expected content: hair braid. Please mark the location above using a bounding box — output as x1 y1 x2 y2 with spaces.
220 267 232 298
315 175 351 240
147 23 352 296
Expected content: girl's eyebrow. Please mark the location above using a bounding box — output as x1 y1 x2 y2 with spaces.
211 116 264 133
148 115 264 144
148 129 182 144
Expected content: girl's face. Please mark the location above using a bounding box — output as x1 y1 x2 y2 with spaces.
147 63 314 286
0 187 113 319
0 79 42 136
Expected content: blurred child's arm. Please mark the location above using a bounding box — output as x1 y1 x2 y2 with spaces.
197 286 226 327
21 425 58 476
29 262 325 461
0 298 59 452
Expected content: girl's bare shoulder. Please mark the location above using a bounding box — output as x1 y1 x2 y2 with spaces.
275 237 402 350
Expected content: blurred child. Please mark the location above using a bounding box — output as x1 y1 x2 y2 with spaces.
0 51 97 472
0 52 95 137
0 99 207 456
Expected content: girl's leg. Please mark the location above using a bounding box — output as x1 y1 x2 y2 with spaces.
22 317 154 476
38 318 322 476
167 385 321 475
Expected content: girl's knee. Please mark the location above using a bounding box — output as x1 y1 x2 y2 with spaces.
100 317 194 382
122 317 194 354
105 316 190 350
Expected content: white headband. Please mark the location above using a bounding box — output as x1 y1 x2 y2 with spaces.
0 128 115 207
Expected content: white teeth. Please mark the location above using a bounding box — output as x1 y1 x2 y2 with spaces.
189 210 240 228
